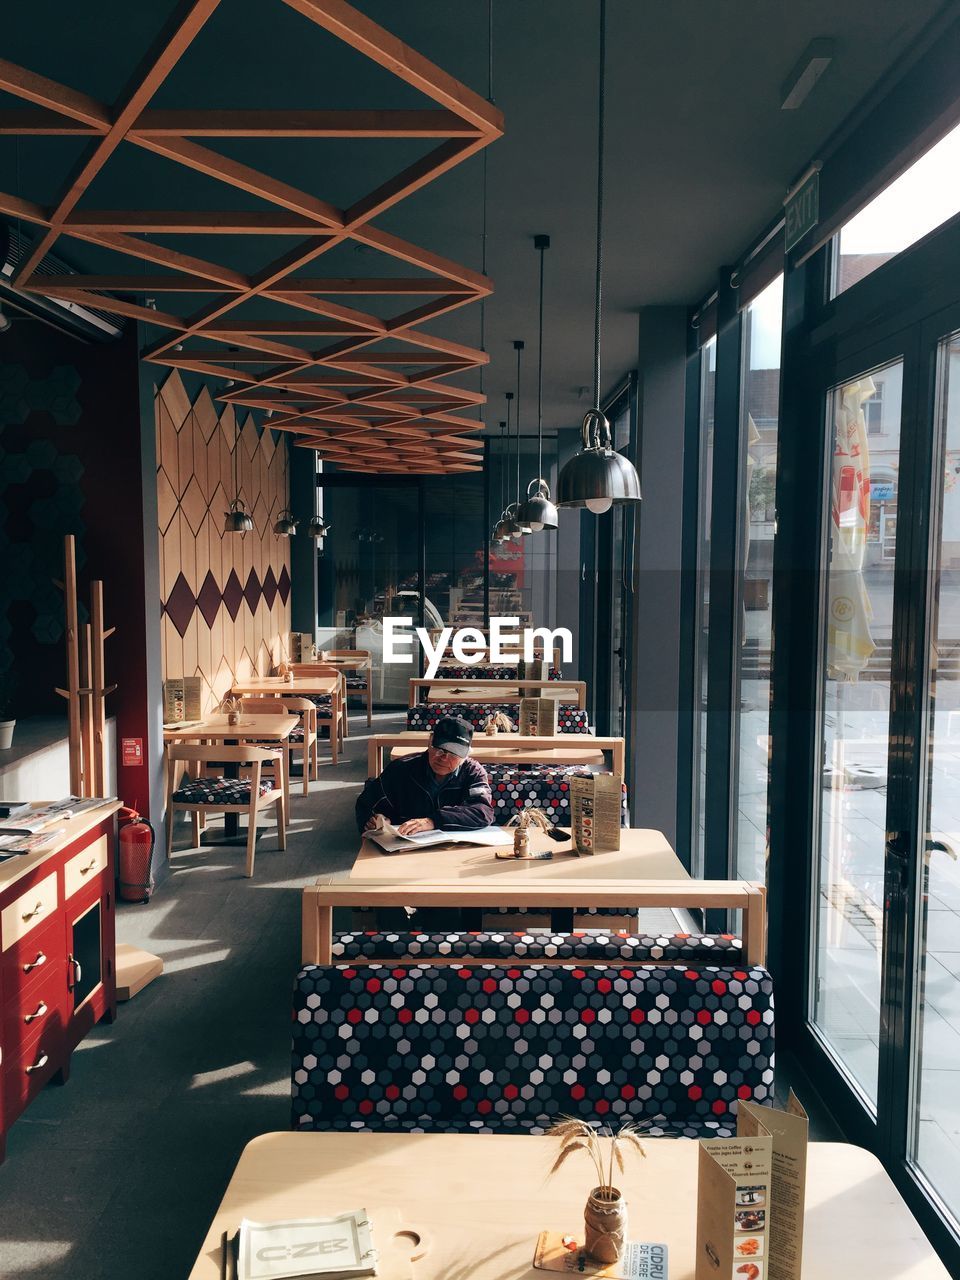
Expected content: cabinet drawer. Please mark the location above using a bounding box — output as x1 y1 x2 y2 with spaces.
3 960 66 1051
3 1031 62 1118
1 873 58 950
2 913 65 992
64 835 109 900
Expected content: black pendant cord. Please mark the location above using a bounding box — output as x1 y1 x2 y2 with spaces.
535 236 549 486
499 420 507 515
514 340 524 504
593 0 606 409
478 0 493 417
505 391 514 511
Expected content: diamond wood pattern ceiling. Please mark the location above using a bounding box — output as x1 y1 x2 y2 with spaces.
0 0 503 474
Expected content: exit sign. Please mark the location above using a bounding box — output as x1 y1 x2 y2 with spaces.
784 170 820 252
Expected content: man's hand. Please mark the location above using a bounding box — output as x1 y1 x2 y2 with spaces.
396 818 436 836
363 818 379 831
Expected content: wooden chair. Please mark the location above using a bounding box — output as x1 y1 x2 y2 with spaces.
321 649 373 726
290 664 347 760
166 744 286 877
240 697 318 798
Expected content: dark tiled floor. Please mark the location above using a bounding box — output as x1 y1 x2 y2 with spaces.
0 712 842 1278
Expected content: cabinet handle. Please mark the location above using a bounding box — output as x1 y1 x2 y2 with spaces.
23 951 47 973
21 900 44 922
79 858 97 875
24 1001 47 1024
69 953 82 987
25 1051 49 1074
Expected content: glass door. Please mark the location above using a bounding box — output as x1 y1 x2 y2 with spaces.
909 322 960 1223
811 356 905 1111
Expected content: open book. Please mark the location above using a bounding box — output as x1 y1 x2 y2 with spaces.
366 822 507 853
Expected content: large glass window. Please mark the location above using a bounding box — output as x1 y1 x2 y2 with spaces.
692 337 717 876
833 119 960 297
735 276 783 883
911 329 960 1219
811 358 904 1110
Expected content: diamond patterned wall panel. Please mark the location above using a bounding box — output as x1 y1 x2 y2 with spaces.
157 369 290 714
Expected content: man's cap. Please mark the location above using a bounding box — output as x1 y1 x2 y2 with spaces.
431 715 474 758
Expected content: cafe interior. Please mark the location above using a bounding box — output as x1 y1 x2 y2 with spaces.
2 0 960 1276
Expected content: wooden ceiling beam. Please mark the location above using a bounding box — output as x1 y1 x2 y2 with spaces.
204 320 370 336
0 58 111 129
14 0 222 284
32 273 242 294
131 108 481 137
65 210 330 234
272 277 474 296
280 0 503 134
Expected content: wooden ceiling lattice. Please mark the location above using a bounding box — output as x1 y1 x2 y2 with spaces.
0 0 503 474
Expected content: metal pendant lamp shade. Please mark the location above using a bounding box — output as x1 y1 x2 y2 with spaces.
557 408 642 512
517 234 558 532
307 515 330 539
224 498 253 533
556 0 641 514
273 510 298 536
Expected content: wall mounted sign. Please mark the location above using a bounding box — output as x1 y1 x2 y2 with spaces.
122 737 143 766
784 170 820 252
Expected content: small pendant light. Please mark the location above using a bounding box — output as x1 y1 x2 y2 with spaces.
505 340 532 538
557 0 641 513
517 234 559 532
491 419 509 544
494 392 519 540
273 510 298 536
224 407 254 533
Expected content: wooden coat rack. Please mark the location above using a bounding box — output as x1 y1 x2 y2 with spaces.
55 534 117 797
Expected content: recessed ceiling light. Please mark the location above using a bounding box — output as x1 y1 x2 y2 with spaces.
781 38 834 110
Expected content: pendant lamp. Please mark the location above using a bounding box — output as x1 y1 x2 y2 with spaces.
517 235 559 531
273 510 298 536
557 0 641 513
491 419 509 543
494 392 520 540
307 515 330 539
506 340 532 538
224 411 254 533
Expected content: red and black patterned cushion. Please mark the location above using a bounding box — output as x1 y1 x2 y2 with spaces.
486 764 627 826
288 725 306 743
407 702 590 734
436 665 564 681
292 961 774 1136
345 676 368 690
173 777 275 804
306 694 333 711
332 931 743 963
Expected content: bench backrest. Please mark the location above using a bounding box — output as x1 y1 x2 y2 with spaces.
407 702 590 734
292 961 774 1136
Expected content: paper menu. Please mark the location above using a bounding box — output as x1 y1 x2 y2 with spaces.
519 697 559 736
570 773 623 854
736 1094 808 1280
237 1210 376 1280
695 1095 808 1280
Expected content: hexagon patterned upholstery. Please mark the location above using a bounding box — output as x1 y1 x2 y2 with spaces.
331 931 743 963
436 665 563 681
291 961 774 1136
486 764 627 826
406 703 590 734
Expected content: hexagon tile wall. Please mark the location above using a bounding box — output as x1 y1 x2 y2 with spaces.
156 370 291 715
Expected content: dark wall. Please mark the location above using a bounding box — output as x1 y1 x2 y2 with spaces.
0 316 152 809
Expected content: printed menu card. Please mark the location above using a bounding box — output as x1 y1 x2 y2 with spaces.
696 1093 808 1280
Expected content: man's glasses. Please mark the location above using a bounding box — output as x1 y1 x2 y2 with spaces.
429 745 460 760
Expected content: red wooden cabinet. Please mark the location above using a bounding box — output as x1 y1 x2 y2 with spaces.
0 807 118 1160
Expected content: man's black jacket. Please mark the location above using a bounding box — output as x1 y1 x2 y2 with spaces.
355 752 494 833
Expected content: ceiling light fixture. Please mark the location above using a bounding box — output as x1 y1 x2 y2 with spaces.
494 392 519 541
557 0 641 515
506 343 532 538
273 510 298 537
491 419 509 543
781 38 834 111
517 235 558 532
223 402 253 534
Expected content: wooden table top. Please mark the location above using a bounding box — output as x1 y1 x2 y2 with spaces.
390 744 606 766
162 714 297 742
341 827 686 886
187 1132 949 1280
317 654 372 670
231 675 339 697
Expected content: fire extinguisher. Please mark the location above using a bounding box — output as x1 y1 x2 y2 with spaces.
118 806 156 903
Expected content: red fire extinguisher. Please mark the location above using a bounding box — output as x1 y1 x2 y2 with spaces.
118 806 156 903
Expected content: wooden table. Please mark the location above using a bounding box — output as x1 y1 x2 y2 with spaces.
368 732 624 777
231 675 342 764
318 654 372 672
164 713 297 838
298 829 759 968
187 1132 949 1280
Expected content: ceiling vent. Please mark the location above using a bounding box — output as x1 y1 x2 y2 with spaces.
0 224 124 342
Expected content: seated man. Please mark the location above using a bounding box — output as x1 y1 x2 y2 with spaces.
356 714 493 836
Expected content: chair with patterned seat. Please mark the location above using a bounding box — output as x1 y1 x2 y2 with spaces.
241 696 318 798
291 664 347 763
166 743 286 877
321 650 373 727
